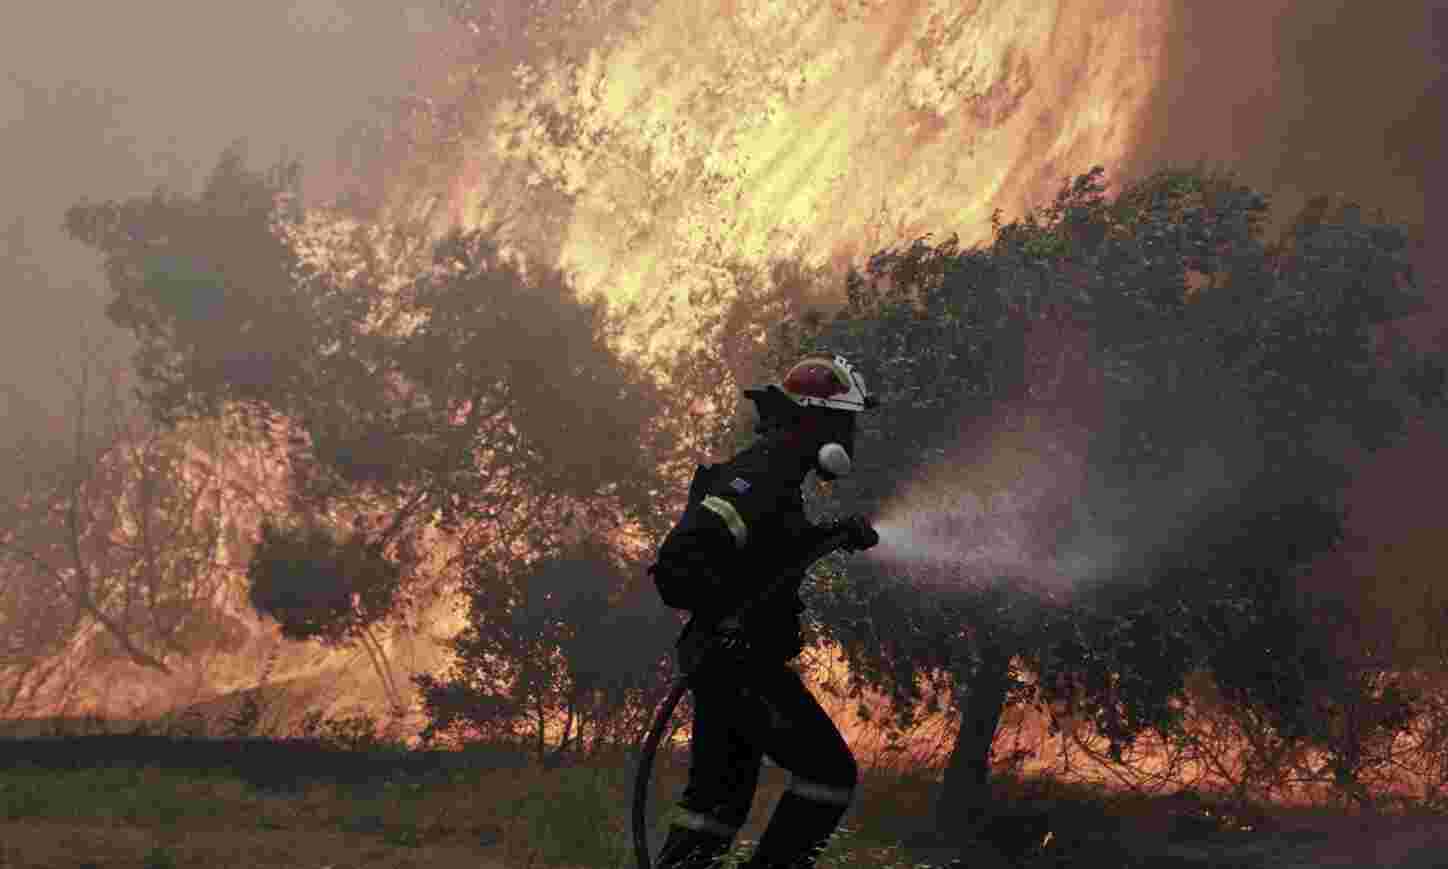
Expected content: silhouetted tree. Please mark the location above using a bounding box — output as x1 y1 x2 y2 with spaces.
246 520 408 715
762 164 1433 833
414 532 677 764
64 146 685 734
66 143 675 532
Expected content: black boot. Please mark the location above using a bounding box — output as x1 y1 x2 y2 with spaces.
654 823 734 869
745 785 853 869
738 849 814 869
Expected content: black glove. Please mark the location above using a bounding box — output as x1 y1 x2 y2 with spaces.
676 617 750 675
711 617 751 662
834 514 880 552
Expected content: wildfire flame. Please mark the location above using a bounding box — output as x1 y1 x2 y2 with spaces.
397 0 1169 355
16 0 1179 760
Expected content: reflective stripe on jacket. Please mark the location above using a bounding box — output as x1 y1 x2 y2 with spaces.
649 443 836 662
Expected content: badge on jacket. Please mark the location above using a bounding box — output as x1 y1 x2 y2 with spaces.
729 477 751 494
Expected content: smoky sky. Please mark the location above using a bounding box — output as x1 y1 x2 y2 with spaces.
1132 0 1445 313
2 0 1443 431
0 1 448 426
1129 0 1448 559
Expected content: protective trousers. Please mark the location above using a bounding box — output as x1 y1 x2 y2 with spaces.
655 659 858 869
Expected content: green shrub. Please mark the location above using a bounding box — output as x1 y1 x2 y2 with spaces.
716 826 943 869
383 823 425 848
142 845 179 869
504 765 634 866
298 709 408 754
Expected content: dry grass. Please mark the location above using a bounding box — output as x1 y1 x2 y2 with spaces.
6 712 1448 868
0 731 993 868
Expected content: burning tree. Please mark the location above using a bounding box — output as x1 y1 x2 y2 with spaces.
757 164 1438 834
0 347 247 717
63 146 687 737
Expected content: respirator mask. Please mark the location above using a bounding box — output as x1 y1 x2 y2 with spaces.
811 413 856 481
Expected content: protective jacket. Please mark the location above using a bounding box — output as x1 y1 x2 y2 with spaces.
645 351 876 869
647 434 862 869
650 436 837 667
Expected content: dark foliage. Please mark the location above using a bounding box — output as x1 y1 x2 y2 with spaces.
0 733 527 791
246 521 401 646
414 534 678 763
755 163 1435 827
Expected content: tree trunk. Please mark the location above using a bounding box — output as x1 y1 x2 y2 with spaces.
544 700 576 770
357 625 403 716
936 643 1013 838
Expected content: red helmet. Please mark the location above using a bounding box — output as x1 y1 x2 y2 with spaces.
778 352 876 412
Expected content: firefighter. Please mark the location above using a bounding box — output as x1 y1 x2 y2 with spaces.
648 351 881 869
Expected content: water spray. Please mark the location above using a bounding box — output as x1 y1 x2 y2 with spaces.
865 485 1097 604
863 439 1236 608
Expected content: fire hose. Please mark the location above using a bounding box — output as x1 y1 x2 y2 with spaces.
632 528 854 869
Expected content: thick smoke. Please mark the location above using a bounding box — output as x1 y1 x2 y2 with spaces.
1132 0 1445 332
1 0 1442 719
869 0 1447 593
865 306 1259 603
1130 1 1447 594
0 1 450 427
1136 1 1443 230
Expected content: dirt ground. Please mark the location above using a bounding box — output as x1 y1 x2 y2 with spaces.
892 808 1448 869
5 815 1448 868
1150 812 1448 869
0 820 511 869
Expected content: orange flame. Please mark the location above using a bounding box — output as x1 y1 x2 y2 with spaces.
399 0 1169 356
